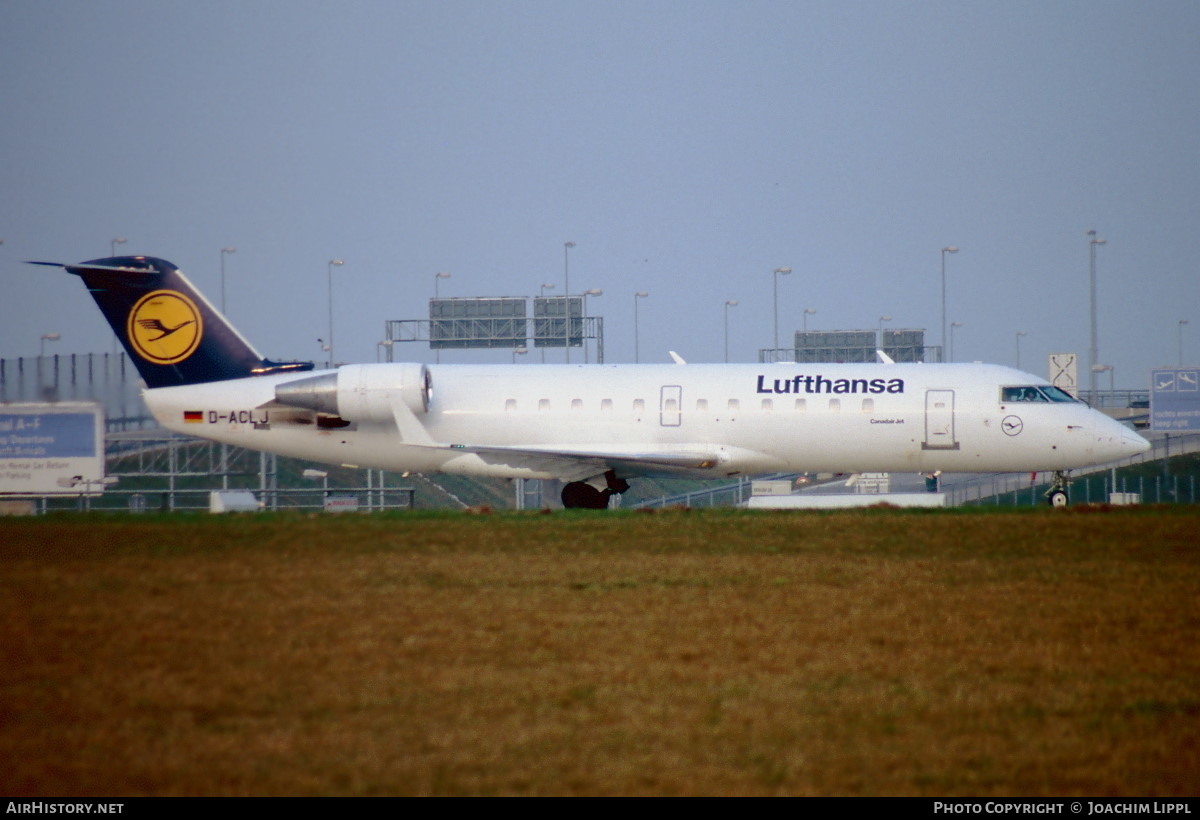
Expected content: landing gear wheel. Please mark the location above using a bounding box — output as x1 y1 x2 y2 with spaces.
560 471 631 509
1045 471 1071 508
561 481 610 509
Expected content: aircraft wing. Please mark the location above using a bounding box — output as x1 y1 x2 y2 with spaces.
441 442 722 482
386 398 721 481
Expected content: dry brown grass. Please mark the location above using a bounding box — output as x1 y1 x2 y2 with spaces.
0 507 1197 796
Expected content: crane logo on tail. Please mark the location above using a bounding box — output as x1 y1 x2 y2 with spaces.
126 290 203 365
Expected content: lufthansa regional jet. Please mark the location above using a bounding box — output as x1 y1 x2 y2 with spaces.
32 256 1149 508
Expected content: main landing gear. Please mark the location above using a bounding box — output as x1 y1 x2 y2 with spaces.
1045 470 1071 507
560 470 630 509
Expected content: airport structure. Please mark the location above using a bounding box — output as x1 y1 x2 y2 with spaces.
384 294 606 363
760 328 936 365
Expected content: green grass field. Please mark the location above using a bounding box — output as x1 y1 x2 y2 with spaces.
1 507 1197 796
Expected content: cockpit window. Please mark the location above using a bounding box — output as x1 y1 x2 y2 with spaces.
1040 386 1077 402
1001 385 1077 403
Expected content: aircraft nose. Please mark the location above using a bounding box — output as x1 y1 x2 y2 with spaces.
1119 430 1151 458
1096 420 1151 461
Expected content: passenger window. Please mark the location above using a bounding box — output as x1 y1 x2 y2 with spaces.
696 398 708 412
601 398 613 413
829 398 841 413
571 398 583 412
861 398 874 413
505 399 517 413
761 399 773 412
538 399 551 412
728 399 740 412
794 398 807 413
633 399 645 414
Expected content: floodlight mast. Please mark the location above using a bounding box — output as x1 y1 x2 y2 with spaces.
1087 231 1106 399
940 246 958 361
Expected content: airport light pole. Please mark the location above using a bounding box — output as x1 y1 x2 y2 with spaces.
950 322 963 362
803 308 816 332
303 468 329 499
772 267 792 353
1015 331 1027 369
327 259 344 367
40 332 60 358
106 239 127 359
633 291 648 363
220 247 236 314
1180 319 1189 366
582 288 602 364
563 241 576 362
539 284 554 362
940 246 958 361
433 272 451 361
724 300 738 363
1087 230 1106 400
878 315 892 351
37 332 59 387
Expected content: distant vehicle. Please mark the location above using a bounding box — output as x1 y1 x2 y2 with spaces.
33 256 1149 507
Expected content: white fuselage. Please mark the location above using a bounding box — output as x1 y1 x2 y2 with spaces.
143 361 1149 481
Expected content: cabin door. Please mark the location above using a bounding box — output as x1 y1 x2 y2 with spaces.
660 385 682 427
922 389 960 450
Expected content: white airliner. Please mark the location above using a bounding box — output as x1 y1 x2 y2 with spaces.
33 256 1149 507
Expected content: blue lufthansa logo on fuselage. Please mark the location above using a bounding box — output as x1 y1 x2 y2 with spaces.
756 374 905 395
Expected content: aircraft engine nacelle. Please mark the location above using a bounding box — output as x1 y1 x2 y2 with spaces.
274 363 431 422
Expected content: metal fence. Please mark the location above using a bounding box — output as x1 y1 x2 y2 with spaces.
42 486 417 514
0 353 153 431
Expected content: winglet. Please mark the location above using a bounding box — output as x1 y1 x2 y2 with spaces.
876 349 895 365
669 351 687 365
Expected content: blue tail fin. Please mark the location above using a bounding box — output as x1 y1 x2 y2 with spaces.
40 256 313 389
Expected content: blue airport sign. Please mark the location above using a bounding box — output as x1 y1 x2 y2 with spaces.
0 412 97 458
1150 368 1200 432
0 402 105 495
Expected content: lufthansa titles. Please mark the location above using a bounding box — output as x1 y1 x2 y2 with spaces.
756 374 905 395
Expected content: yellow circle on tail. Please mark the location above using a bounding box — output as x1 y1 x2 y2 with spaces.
126 290 203 365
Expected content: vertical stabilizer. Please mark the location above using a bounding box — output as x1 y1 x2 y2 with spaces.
51 256 312 388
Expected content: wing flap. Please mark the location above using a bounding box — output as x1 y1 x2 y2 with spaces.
445 442 722 481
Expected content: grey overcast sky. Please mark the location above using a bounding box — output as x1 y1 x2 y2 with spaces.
2 0 1198 387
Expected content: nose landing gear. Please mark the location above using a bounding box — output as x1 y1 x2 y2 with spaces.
1045 471 1071 507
